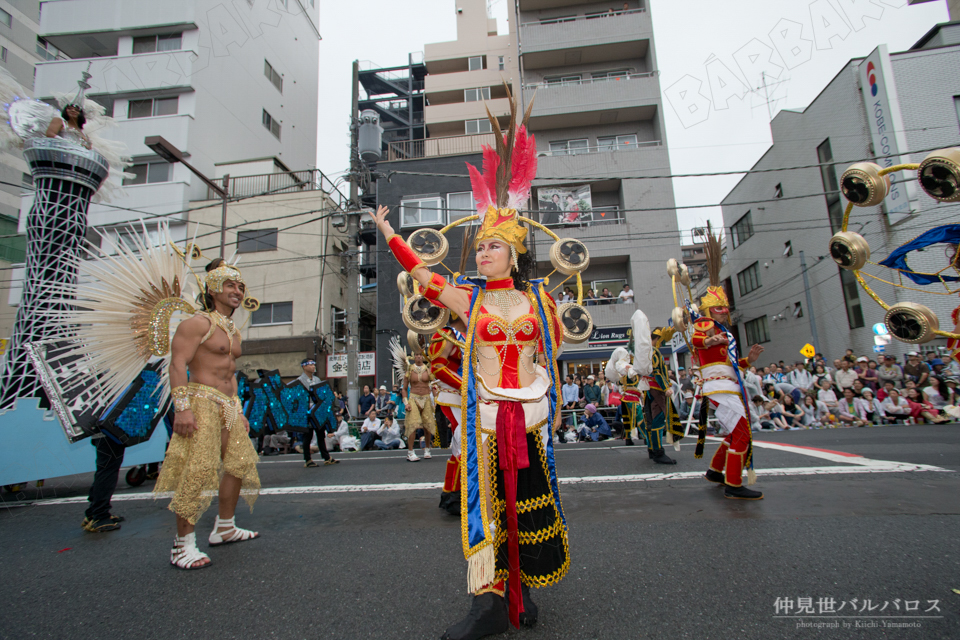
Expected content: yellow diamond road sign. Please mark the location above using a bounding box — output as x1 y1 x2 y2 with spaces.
800 343 816 359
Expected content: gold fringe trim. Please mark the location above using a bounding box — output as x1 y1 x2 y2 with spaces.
747 468 757 486
467 544 496 594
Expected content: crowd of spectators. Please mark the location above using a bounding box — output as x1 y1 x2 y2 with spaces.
559 284 635 306
740 350 958 430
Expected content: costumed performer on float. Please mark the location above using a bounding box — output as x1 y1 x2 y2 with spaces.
153 258 261 568
370 94 570 640
691 231 764 500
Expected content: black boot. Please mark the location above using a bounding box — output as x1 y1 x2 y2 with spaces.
438 491 452 510
651 449 677 465
439 490 461 516
624 438 634 446
704 469 725 484
441 592 509 640
724 485 763 500
519 584 538 627
647 448 655 459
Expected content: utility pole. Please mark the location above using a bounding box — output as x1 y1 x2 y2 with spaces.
345 60 361 418
799 250 821 355
219 174 230 257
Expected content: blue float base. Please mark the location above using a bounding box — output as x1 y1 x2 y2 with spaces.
0 398 167 486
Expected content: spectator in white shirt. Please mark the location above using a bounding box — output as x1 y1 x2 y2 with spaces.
617 284 635 304
834 360 858 391
881 389 911 421
359 408 382 450
787 363 814 390
331 413 360 452
817 378 838 409
855 388 884 425
375 414 402 449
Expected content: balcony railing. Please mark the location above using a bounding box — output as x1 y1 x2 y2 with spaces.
536 206 625 228
538 139 661 157
520 7 646 26
523 71 658 91
387 133 495 161
206 169 348 209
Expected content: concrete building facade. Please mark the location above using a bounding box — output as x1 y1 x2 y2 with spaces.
718 26 960 364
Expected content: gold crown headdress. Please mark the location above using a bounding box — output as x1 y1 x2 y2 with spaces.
464 84 537 271
698 222 729 313
205 264 245 293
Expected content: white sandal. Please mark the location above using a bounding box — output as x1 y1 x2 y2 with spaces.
208 516 259 546
170 532 211 570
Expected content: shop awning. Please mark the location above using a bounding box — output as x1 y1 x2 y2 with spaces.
557 349 613 361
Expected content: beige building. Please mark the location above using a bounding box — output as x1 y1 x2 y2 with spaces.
186 177 363 387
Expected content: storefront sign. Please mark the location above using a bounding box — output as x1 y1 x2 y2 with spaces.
326 351 376 378
588 326 630 349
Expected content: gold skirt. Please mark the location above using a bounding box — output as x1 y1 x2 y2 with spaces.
404 393 436 436
153 383 260 524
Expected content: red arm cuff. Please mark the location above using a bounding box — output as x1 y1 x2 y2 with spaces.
738 358 749 369
424 272 447 307
435 366 462 389
691 333 708 349
387 234 425 275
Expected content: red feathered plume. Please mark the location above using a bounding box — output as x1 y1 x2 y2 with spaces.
507 125 537 209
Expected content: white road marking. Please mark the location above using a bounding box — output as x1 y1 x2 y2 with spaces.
31 460 951 506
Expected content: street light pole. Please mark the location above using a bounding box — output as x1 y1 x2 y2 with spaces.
144 136 229 257
345 60 361 418
799 250 821 355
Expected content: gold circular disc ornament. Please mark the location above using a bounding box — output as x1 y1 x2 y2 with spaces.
671 307 687 332
241 297 260 312
407 329 424 355
829 231 870 270
840 162 889 207
678 263 691 286
556 303 593 344
666 258 680 277
408 229 449 266
402 295 450 335
917 148 960 203
884 302 939 344
397 271 416 298
549 238 590 275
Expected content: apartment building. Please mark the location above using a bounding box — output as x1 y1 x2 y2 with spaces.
909 0 959 21
0 0 40 348
24 0 320 238
515 0 681 375
718 24 960 364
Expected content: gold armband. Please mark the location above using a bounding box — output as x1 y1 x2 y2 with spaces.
172 386 191 413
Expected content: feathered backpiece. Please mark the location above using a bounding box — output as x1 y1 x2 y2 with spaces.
389 334 410 384
467 82 537 254
41 222 194 413
699 222 729 311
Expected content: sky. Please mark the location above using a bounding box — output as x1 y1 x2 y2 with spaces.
315 0 950 240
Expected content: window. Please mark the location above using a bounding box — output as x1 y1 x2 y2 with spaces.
127 97 178 118
744 316 770 344
817 138 843 233
465 119 492 135
1 46 6 62
731 210 753 248
774 182 783 198
545 74 581 86
549 139 588 156
468 56 484 71
592 69 630 81
682 248 694 259
251 302 293 326
237 228 279 253
498 56 505 71
592 206 623 225
264 59 283 93
597 134 638 152
0 8 10 27
401 197 443 227
22 172 33 187
36 37 60 61
955 96 960 131
132 33 182 54
737 262 761 295
0 214 25 263
447 191 477 225
112 226 161 254
464 87 491 102
839 267 865 329
262 109 281 139
123 162 171 185
793 302 803 318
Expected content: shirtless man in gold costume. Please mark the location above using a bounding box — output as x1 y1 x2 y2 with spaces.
403 352 437 462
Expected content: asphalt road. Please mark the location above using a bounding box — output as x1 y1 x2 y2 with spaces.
1 425 958 640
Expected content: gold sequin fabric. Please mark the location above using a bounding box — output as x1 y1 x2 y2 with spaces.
404 393 436 436
153 383 260 525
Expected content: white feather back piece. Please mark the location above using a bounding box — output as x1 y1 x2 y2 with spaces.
631 309 653 378
389 335 409 384
605 347 630 383
41 221 194 413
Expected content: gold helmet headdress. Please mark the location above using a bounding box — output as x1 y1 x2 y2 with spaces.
698 222 730 314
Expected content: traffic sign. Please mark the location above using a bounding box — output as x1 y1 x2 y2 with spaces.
800 343 816 359
873 344 886 353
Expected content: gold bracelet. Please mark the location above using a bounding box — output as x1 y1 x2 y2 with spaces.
172 386 191 413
